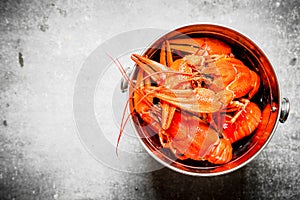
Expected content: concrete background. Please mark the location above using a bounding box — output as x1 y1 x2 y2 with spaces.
1 0 299 199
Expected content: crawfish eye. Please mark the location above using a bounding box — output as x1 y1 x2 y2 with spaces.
153 97 160 104
191 80 199 88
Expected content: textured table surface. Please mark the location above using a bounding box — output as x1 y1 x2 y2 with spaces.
1 0 299 199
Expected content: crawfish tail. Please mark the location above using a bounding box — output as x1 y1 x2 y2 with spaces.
205 138 233 164
223 102 261 144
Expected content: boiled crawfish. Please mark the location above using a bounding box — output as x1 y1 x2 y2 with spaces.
128 82 233 164
117 37 262 165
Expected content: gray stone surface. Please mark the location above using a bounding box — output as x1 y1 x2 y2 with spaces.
0 0 299 199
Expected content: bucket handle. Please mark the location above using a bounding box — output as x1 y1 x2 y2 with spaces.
120 67 133 93
279 98 290 123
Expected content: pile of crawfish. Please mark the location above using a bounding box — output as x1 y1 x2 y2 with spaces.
117 37 262 165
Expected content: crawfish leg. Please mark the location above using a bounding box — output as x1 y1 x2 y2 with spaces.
230 99 250 124
160 40 176 130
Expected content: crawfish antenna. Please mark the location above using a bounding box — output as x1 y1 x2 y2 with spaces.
106 53 135 157
106 53 135 89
